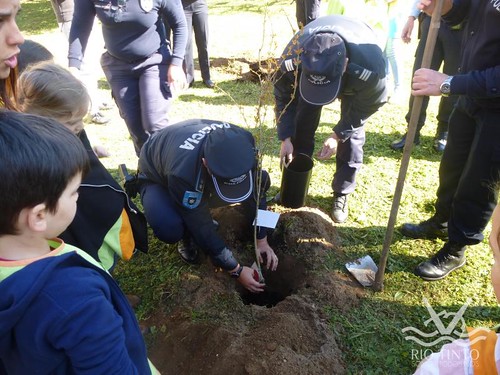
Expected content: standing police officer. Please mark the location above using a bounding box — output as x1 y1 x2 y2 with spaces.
274 15 388 223
138 119 278 293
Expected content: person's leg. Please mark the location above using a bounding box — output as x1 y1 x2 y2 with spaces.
413 101 500 281
295 0 306 28
434 100 474 223
192 0 211 84
385 37 400 91
434 26 462 149
446 107 500 245
401 100 471 241
183 5 195 85
101 52 147 155
140 182 184 244
394 16 445 150
332 126 365 195
331 126 365 223
138 47 172 135
291 98 323 157
392 18 429 149
304 0 321 25
50 0 73 38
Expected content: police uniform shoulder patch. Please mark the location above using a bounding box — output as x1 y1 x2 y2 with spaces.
183 191 202 209
139 0 153 12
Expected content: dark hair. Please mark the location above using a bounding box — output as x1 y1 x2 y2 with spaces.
0 110 89 235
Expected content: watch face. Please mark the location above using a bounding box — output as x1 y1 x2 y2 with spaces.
440 78 452 95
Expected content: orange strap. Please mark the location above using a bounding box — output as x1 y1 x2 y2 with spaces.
467 327 498 375
119 209 135 261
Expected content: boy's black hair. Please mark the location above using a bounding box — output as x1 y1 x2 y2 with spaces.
0 110 89 235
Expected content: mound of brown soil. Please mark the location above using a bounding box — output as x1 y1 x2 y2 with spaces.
146 206 364 374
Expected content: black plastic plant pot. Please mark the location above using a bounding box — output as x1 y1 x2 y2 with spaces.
279 153 313 208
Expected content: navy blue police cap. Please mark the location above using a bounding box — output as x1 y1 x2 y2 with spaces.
299 32 347 106
204 127 255 203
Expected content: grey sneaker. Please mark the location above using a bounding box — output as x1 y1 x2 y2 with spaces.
90 111 110 125
332 194 348 223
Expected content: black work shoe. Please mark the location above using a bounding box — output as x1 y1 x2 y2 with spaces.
390 133 420 151
433 131 448 153
401 217 448 239
177 237 200 265
414 242 466 281
332 193 348 223
203 79 215 88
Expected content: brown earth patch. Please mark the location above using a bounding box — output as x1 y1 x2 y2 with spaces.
146 206 364 374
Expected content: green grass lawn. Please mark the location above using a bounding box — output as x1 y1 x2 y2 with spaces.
19 0 500 373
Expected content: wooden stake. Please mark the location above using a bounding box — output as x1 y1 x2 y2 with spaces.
372 0 445 291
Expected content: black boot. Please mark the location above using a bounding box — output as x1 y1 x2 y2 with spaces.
177 236 200 265
414 242 466 281
390 133 420 151
434 131 448 153
401 216 448 239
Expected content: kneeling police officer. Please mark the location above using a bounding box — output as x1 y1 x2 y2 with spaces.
137 119 278 293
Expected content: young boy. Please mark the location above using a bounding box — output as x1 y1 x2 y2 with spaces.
0 111 158 374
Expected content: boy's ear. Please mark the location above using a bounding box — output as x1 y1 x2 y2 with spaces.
26 203 48 233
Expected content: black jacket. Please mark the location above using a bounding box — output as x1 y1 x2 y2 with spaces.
444 0 500 109
139 120 265 270
274 15 387 141
60 130 148 269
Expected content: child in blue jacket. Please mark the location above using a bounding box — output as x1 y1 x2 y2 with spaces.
0 111 158 374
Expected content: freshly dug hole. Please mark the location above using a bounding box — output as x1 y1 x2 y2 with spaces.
237 253 306 307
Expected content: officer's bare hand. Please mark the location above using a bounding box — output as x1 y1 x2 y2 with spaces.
412 68 447 96
238 266 265 293
317 132 338 160
417 0 453 16
257 237 278 271
167 64 187 95
280 138 294 168
401 17 415 43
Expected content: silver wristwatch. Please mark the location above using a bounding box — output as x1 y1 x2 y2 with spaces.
440 76 453 97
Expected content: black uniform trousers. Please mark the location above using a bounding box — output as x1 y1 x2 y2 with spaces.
405 15 462 136
140 171 271 245
295 0 321 28
292 98 365 196
182 0 210 83
434 96 500 245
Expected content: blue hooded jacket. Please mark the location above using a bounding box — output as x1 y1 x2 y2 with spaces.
0 240 153 374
